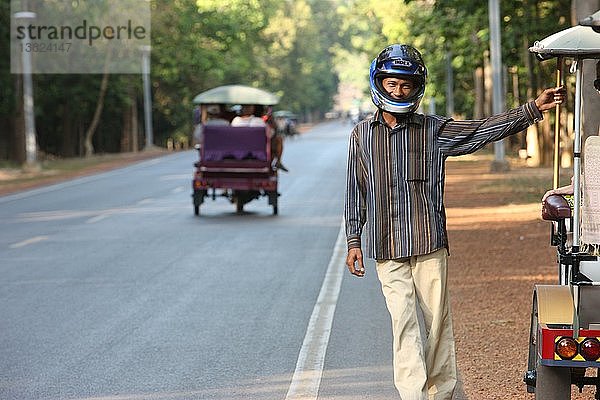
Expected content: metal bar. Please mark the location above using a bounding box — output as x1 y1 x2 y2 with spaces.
199 167 271 173
14 11 38 167
573 60 583 249
141 46 153 149
489 0 506 165
553 57 563 189
571 61 583 339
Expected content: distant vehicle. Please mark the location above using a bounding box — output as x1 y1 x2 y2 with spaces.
273 110 298 136
191 84 280 215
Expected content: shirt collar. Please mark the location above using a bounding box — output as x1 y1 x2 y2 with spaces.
371 109 425 129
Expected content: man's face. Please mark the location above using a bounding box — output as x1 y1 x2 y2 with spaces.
381 77 415 99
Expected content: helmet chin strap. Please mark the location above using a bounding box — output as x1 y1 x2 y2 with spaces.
391 111 411 119
379 109 412 128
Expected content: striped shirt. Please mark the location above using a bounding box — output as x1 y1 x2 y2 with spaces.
344 101 542 260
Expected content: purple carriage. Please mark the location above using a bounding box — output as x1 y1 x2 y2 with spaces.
191 85 280 215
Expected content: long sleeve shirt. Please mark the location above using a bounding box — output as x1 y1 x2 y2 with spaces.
344 101 543 260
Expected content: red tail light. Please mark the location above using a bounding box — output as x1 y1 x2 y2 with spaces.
580 338 600 361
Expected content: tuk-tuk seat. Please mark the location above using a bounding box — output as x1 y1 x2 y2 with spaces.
202 125 268 162
542 194 572 221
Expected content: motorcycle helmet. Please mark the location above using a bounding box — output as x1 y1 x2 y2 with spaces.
369 44 427 114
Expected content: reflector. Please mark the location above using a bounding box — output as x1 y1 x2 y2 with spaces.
556 337 578 360
580 338 600 361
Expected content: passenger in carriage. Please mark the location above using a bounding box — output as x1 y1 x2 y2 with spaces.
193 105 230 146
542 176 575 202
231 105 289 172
231 105 266 127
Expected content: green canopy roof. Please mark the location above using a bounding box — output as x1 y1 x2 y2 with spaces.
193 85 280 105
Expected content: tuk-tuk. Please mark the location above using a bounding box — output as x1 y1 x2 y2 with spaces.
524 11 600 399
191 85 280 215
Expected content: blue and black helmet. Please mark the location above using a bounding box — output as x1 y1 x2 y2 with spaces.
369 44 427 114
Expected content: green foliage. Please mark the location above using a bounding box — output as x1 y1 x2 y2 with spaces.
336 0 571 118
0 0 575 161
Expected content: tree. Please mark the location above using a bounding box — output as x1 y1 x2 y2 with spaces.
0 0 580 163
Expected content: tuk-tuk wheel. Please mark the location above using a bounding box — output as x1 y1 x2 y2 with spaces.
535 361 571 399
194 205 200 216
273 205 278 215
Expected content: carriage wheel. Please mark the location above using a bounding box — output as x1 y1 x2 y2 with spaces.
527 292 572 399
268 191 278 215
535 361 571 399
525 294 538 393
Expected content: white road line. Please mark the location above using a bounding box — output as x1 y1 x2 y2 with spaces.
10 236 49 249
86 214 108 224
285 222 346 400
137 198 154 205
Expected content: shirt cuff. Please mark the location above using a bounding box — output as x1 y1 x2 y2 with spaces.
347 235 361 251
524 100 543 124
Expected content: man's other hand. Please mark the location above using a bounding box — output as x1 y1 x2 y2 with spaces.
346 248 365 277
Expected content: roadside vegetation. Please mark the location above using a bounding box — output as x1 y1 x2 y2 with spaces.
1 0 595 168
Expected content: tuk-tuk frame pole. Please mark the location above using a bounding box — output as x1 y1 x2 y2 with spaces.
572 59 583 252
553 57 563 190
569 59 583 341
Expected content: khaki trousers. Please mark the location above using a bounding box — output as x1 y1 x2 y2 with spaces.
375 249 457 400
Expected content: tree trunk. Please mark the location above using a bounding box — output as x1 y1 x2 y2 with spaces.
526 125 540 166
474 67 485 119
121 104 131 152
130 88 139 152
84 72 109 157
60 100 78 157
13 71 25 164
483 50 492 117
120 84 139 153
523 32 541 166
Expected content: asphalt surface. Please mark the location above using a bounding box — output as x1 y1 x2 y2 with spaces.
0 121 466 400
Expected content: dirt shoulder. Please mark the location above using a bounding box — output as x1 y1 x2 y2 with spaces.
444 155 591 399
0 149 169 197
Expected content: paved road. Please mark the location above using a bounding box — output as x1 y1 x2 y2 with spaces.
0 121 465 400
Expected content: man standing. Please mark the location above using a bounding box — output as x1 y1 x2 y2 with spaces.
344 44 564 400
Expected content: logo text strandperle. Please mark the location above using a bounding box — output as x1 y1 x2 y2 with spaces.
15 19 147 46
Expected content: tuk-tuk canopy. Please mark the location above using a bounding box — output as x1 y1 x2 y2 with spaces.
529 13 600 60
580 10 600 32
193 85 280 105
